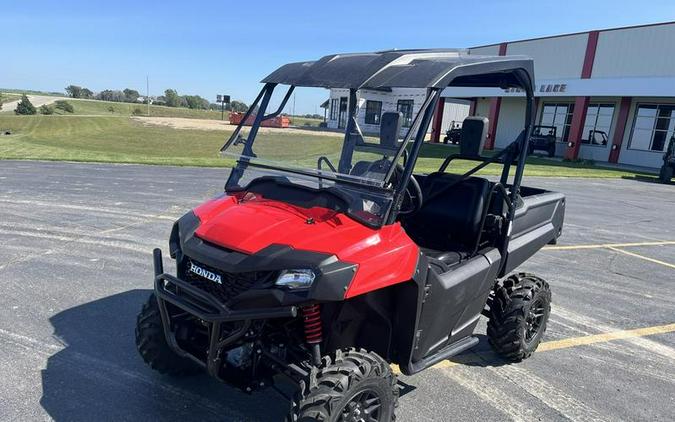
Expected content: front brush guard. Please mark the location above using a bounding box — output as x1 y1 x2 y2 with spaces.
152 248 298 379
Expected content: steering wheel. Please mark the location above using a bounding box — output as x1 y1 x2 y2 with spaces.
391 163 423 216
356 160 423 216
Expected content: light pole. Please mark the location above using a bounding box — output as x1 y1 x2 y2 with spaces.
146 75 150 116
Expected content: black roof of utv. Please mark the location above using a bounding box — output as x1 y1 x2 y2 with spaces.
262 49 535 91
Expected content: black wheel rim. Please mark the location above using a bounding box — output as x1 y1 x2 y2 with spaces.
525 298 546 343
339 389 382 422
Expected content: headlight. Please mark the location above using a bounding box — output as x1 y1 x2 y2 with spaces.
275 269 315 289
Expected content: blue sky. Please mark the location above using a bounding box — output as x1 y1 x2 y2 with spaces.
2 1 674 114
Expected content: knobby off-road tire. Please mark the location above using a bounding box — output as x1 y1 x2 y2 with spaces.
547 144 556 157
135 294 201 376
487 273 551 362
288 348 399 422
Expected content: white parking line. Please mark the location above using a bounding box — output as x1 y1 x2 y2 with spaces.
543 240 675 251
0 198 177 220
493 364 610 422
441 366 535 421
553 306 675 361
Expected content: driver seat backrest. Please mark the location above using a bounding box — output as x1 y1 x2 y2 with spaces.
350 112 402 178
379 111 403 149
349 161 372 177
414 173 491 252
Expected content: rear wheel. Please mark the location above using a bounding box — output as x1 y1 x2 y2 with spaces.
487 273 551 362
288 348 398 422
527 144 534 155
660 165 673 183
135 294 201 376
547 143 556 157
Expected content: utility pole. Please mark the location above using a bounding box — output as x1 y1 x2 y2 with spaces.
146 75 150 116
217 94 230 121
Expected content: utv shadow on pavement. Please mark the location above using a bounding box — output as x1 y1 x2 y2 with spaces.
447 335 514 368
40 289 289 422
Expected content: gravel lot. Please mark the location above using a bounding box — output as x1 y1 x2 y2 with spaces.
0 160 673 421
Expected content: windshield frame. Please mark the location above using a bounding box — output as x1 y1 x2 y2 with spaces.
219 83 442 227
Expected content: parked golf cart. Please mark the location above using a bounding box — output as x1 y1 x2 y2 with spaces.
587 129 609 146
443 120 462 144
528 125 557 157
136 50 565 421
660 134 675 183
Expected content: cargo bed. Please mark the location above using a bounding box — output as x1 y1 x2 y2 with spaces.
502 186 565 275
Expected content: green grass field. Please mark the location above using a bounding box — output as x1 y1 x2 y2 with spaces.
0 94 323 126
55 98 230 120
288 116 324 127
0 114 651 178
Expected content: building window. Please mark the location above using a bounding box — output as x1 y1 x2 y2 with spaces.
581 103 615 146
397 99 414 127
629 104 675 152
539 103 575 143
338 97 348 129
365 100 382 125
329 98 339 120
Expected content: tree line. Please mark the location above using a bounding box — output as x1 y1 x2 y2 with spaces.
64 84 248 112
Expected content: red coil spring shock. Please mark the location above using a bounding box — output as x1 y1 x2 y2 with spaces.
302 304 322 344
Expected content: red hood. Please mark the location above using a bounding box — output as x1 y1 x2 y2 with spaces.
194 194 381 258
192 194 419 298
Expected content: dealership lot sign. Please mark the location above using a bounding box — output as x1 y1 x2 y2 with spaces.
443 76 675 98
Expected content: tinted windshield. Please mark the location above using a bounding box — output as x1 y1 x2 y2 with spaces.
220 86 431 226
221 87 422 189
222 129 400 187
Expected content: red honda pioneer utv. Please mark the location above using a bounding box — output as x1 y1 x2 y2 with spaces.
136 50 565 421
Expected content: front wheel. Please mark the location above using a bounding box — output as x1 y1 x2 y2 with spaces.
288 348 398 422
547 143 556 157
135 294 201 376
487 273 551 362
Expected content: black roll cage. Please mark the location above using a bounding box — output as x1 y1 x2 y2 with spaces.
219 53 536 257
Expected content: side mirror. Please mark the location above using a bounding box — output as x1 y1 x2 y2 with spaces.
460 116 488 157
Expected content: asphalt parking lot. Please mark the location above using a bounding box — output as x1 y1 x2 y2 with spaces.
0 160 673 421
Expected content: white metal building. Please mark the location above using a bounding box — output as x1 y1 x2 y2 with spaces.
326 22 675 170
325 88 470 137
454 21 675 169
